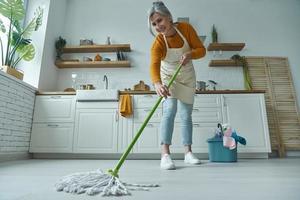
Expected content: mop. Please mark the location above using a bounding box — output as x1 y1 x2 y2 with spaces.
55 63 183 196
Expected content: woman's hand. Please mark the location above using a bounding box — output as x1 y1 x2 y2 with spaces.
180 51 192 66
154 82 170 98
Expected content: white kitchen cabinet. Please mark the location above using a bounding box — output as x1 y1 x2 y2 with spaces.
133 122 161 153
133 94 222 154
117 115 133 153
222 94 271 154
172 94 223 153
32 95 75 123
30 95 76 153
30 123 74 153
132 94 162 153
73 102 118 153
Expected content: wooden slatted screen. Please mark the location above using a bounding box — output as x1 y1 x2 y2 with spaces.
246 57 300 157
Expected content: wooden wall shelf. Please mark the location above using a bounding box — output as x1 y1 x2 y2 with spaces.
62 44 131 53
207 43 245 51
55 60 131 68
209 59 243 67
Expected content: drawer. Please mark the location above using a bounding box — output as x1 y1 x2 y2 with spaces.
133 108 162 123
76 101 118 109
29 122 74 153
33 96 76 123
192 107 222 122
174 107 222 123
194 94 221 108
134 94 161 108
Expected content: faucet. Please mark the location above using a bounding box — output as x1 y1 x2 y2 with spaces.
103 75 108 89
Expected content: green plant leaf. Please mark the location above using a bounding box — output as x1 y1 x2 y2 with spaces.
22 7 43 38
12 19 22 33
11 31 31 46
0 19 6 33
18 44 35 61
0 0 25 21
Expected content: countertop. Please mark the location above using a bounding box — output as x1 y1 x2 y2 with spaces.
36 90 265 95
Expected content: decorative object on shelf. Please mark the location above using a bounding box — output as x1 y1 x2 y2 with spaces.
0 0 43 80
177 17 189 22
79 84 95 90
103 58 111 61
208 43 246 67
55 36 66 60
133 80 150 91
106 36 111 45
71 72 77 89
211 24 218 43
117 51 126 61
54 44 131 68
94 53 102 61
0 65 24 80
199 35 206 43
231 54 252 90
64 87 76 92
196 81 208 91
208 80 217 90
83 56 93 62
80 39 93 45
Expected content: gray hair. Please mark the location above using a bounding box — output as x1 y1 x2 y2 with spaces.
148 1 173 36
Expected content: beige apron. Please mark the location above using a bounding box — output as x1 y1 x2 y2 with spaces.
160 27 196 105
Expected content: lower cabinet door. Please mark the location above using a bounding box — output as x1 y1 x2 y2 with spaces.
171 123 217 153
73 109 118 153
222 94 271 153
133 122 160 153
29 123 74 153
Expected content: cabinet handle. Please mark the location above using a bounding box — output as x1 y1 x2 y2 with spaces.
193 123 200 127
144 109 151 112
47 124 59 127
146 123 154 127
193 108 200 112
115 110 119 122
222 95 227 107
50 96 61 99
143 95 153 98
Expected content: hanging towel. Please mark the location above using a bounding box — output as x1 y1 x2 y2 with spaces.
119 94 133 117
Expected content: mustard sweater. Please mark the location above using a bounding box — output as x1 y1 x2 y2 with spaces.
150 22 206 83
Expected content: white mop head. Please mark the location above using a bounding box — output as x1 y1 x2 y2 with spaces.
55 169 159 196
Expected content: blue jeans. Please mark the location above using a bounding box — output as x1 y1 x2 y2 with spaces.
160 98 193 145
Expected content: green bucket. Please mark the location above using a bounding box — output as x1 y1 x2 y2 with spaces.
207 137 237 162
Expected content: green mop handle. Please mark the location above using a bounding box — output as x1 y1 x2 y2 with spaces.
109 64 183 177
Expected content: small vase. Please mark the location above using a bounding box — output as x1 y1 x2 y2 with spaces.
0 65 24 80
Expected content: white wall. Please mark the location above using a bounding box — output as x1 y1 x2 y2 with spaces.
37 0 68 91
20 0 50 88
21 0 67 91
38 0 300 108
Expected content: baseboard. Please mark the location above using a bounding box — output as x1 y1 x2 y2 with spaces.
31 152 270 160
0 152 32 162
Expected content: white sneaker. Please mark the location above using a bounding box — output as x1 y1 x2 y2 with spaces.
160 154 176 170
184 152 201 165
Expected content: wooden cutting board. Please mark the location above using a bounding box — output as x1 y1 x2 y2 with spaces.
133 81 150 91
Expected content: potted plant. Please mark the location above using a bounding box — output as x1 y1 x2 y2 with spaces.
231 54 253 90
55 36 66 60
0 0 43 80
211 24 218 43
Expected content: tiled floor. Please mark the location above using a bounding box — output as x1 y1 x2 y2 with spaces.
0 158 299 200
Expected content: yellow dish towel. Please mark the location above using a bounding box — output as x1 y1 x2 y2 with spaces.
119 94 133 117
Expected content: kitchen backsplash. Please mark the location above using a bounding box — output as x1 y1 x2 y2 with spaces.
56 64 245 91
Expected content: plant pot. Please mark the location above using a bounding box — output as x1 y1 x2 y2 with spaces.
0 65 24 80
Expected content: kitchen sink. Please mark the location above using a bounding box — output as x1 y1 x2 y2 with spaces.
76 89 119 101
